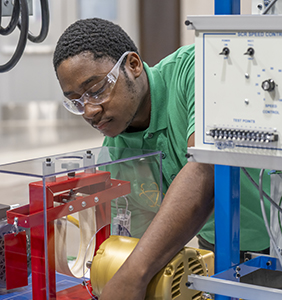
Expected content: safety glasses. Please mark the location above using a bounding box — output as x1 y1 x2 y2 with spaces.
63 51 131 115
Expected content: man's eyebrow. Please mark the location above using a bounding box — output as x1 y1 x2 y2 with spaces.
63 75 102 98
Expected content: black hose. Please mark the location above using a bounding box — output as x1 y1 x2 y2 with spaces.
0 0 29 73
0 0 2 28
0 0 20 35
17 0 50 43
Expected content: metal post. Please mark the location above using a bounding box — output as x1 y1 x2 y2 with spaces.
215 0 240 15
214 2 241 300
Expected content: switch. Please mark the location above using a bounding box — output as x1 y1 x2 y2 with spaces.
244 47 255 56
219 47 230 56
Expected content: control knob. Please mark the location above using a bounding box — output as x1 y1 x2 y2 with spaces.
261 79 275 92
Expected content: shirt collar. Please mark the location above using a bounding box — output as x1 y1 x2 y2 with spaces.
143 62 168 133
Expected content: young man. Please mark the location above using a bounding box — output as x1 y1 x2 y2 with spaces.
53 18 269 299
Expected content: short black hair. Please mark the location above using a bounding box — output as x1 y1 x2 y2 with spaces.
53 18 140 73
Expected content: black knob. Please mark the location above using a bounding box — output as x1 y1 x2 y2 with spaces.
244 47 255 56
261 79 275 92
219 47 230 56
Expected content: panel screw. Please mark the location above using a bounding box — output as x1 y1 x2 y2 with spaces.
69 205 74 212
82 201 86 208
94 197 99 203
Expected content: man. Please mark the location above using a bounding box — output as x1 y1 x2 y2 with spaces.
53 18 269 299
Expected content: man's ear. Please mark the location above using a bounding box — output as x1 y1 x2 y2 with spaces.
126 52 143 79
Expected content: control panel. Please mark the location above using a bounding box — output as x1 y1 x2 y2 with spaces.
186 15 282 169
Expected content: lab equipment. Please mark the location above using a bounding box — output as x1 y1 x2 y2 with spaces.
0 146 162 299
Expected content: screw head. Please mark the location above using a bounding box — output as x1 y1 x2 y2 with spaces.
82 201 86 208
69 205 74 212
94 197 99 203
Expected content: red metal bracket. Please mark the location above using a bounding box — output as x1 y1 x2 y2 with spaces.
5 170 131 299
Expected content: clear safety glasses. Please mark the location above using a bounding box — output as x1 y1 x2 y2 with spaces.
63 51 131 115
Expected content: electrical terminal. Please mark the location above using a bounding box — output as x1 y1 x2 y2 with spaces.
206 128 278 145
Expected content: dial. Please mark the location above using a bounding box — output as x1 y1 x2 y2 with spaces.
261 79 275 92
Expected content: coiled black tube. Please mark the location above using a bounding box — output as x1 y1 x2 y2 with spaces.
0 0 50 73
0 0 20 35
0 0 28 73
17 0 50 43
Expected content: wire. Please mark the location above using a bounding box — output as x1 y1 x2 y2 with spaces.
262 0 278 14
67 215 80 228
241 167 282 214
259 169 282 267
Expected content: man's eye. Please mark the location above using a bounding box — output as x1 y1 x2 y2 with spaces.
88 82 108 97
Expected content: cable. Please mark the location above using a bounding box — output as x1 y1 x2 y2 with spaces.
241 167 282 214
17 0 50 43
0 0 29 73
262 0 278 14
259 169 282 267
0 0 50 73
0 0 20 35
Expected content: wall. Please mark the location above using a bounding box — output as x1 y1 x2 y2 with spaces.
0 0 140 121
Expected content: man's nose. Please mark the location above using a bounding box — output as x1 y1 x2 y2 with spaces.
83 103 102 120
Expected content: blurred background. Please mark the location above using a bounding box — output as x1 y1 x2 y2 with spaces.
0 0 252 164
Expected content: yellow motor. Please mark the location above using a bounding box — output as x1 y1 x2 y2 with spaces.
90 235 214 300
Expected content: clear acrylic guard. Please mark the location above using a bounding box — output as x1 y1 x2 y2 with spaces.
0 146 162 299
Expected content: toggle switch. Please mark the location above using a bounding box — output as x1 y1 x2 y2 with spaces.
219 47 230 56
244 47 255 56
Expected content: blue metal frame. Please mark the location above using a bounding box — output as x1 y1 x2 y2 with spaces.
215 0 240 15
214 1 240 300
214 165 240 272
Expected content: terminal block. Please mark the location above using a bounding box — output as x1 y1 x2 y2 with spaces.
207 128 278 144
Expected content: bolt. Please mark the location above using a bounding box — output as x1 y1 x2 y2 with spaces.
236 266 241 272
69 205 74 212
245 99 249 105
86 261 92 269
94 197 99 203
185 20 192 26
186 281 192 287
82 201 86 208
266 260 272 266
257 4 263 10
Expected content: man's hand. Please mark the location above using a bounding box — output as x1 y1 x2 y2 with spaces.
99 261 148 300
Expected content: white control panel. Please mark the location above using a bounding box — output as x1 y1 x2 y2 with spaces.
186 15 282 168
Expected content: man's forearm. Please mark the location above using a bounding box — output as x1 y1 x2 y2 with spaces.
118 161 214 285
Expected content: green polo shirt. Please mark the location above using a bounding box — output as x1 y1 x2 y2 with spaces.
103 45 195 237
103 45 270 251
